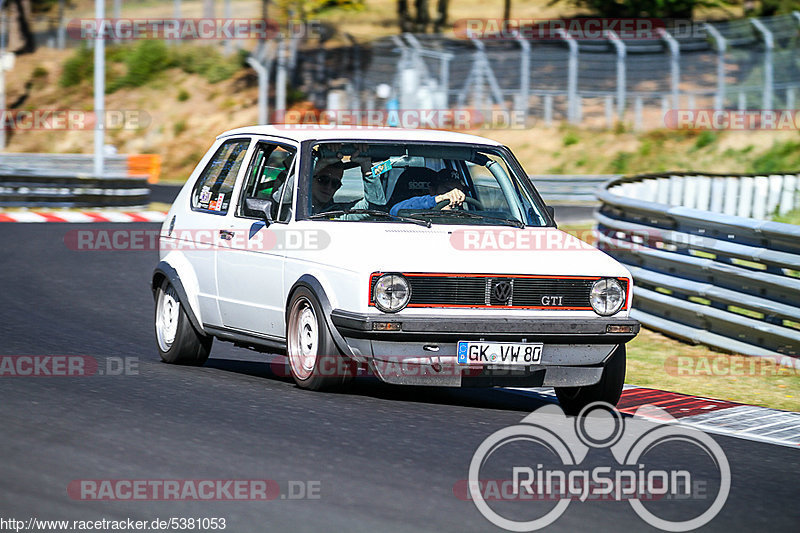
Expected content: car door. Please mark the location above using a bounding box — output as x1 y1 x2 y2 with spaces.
174 137 251 328
215 140 298 338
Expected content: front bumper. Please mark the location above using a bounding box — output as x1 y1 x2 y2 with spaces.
330 310 639 387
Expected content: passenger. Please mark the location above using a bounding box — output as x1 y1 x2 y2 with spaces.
311 144 385 215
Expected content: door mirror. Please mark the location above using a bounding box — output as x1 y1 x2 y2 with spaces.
245 198 274 226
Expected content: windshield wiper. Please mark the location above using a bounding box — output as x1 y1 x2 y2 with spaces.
308 209 431 227
407 210 525 228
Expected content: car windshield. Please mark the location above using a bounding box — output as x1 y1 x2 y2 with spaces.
304 141 549 226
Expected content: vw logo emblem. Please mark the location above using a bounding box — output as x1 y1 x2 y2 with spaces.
492 281 512 303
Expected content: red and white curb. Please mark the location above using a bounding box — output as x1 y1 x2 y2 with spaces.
0 210 168 223
507 385 800 448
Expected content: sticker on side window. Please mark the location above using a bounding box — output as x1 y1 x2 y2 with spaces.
209 193 225 211
199 186 212 204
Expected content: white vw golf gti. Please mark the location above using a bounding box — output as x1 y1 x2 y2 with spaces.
152 126 639 413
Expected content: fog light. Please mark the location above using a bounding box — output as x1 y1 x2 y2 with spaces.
372 322 401 331
607 325 633 333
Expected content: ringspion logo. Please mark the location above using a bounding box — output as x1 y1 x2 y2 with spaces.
464 402 730 531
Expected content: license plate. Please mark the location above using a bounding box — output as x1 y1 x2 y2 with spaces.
457 341 543 365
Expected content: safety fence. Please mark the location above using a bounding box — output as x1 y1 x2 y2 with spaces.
596 171 800 360
0 154 159 208
315 13 800 130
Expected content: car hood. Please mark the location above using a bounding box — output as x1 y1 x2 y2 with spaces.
294 222 631 279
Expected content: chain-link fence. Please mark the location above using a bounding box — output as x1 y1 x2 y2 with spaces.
302 13 800 130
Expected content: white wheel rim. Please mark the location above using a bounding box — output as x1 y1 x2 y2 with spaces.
288 297 318 380
156 284 180 352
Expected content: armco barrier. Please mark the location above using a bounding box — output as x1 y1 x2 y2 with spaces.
596 172 800 360
0 153 160 208
0 153 161 183
529 174 615 205
0 169 150 208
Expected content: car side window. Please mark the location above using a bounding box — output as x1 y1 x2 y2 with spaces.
239 142 297 220
191 139 250 214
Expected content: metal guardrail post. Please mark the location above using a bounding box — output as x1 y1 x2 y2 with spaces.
658 28 680 109
555 29 578 124
0 2 6 152
634 96 643 130
403 34 453 109
544 94 553 126
247 42 275 124
473 38 504 108
704 23 727 111
113 0 121 44
750 18 774 111
440 54 451 108
457 39 504 111
345 34 361 108
390 35 412 109
514 32 530 116
57 0 66 49
606 30 626 121
93 0 105 177
223 0 233 55
171 0 181 46
276 39 287 118
247 58 268 124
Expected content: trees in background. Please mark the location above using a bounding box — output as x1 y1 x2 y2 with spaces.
398 0 448 33
547 0 738 18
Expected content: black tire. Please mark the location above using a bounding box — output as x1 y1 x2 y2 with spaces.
286 286 355 391
555 344 626 415
154 279 212 366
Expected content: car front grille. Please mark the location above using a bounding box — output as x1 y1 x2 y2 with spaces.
369 273 627 310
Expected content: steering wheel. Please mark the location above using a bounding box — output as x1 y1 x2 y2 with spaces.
434 197 484 211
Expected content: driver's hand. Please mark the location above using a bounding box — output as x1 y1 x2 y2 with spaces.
434 188 465 209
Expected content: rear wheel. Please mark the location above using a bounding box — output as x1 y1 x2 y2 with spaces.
286 287 354 391
555 344 626 415
155 279 211 365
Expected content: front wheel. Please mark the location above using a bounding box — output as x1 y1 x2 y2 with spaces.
286 287 355 391
554 344 626 415
154 279 212 365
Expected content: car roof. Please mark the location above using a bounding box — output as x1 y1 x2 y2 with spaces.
216 125 504 146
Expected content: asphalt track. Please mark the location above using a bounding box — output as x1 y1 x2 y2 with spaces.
0 222 798 533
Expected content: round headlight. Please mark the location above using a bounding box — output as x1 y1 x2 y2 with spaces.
373 274 411 313
590 279 625 316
